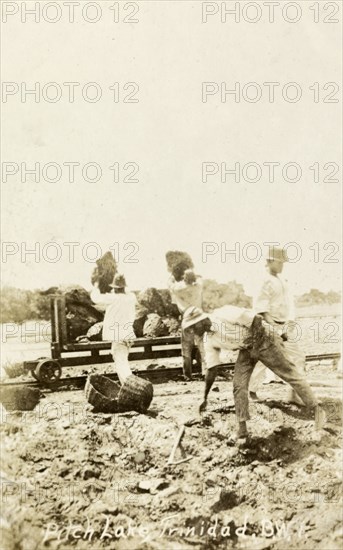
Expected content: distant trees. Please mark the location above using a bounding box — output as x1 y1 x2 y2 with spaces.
0 284 340 324
0 286 50 323
202 279 252 311
296 288 341 307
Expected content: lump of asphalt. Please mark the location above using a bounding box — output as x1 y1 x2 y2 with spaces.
91 251 117 294
143 314 169 338
165 251 194 273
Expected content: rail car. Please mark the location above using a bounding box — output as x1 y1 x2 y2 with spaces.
22 295 185 384
20 296 341 386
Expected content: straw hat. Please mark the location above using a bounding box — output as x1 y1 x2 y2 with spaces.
182 306 210 330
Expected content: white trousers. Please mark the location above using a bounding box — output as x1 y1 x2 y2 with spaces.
111 342 133 385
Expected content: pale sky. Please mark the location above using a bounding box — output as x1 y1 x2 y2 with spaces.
1 1 341 296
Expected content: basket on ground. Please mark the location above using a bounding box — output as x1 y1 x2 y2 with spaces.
85 374 120 413
0 386 41 411
118 375 153 413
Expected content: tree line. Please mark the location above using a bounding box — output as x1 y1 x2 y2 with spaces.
0 285 341 324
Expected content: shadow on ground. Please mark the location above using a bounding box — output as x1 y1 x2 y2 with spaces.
263 397 342 427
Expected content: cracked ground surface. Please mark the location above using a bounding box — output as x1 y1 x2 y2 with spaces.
1 360 342 550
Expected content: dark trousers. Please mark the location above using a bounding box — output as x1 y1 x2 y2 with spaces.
233 318 318 422
181 327 206 377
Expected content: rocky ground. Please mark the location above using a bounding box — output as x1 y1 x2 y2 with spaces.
0 312 342 550
0 361 342 550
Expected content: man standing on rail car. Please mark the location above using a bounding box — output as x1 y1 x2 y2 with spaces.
168 263 206 378
91 274 137 385
180 305 326 443
249 247 305 405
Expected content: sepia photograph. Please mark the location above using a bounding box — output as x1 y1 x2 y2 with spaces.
0 1 342 549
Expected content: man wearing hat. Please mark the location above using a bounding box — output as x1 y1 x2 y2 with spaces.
249 246 305 405
181 305 326 442
91 274 137 385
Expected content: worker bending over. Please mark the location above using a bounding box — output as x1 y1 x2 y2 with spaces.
181 306 326 443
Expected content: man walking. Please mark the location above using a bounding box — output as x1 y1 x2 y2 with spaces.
91 274 137 385
180 305 326 442
249 247 305 405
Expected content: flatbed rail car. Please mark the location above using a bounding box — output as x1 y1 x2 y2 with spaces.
21 296 342 386
23 295 183 384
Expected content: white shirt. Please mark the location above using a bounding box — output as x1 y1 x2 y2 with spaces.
210 305 255 328
204 304 286 369
168 277 203 313
91 288 137 342
207 305 254 352
254 271 294 323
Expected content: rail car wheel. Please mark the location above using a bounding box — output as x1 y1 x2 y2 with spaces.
31 369 39 381
34 359 62 384
31 357 46 381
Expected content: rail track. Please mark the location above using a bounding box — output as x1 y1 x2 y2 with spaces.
0 352 340 392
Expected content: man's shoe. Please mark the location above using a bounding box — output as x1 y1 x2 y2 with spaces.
288 390 304 407
199 400 207 413
314 405 326 430
228 433 248 447
288 396 304 407
249 391 261 402
237 421 248 441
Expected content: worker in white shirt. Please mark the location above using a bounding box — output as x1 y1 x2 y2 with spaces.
91 274 137 385
168 262 206 378
249 247 305 405
181 306 326 442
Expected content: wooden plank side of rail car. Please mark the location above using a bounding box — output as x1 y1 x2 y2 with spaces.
22 336 182 372
63 336 181 352
22 349 340 373
23 348 182 370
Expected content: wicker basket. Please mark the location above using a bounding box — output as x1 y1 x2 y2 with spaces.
85 374 120 413
0 386 41 411
118 375 153 413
